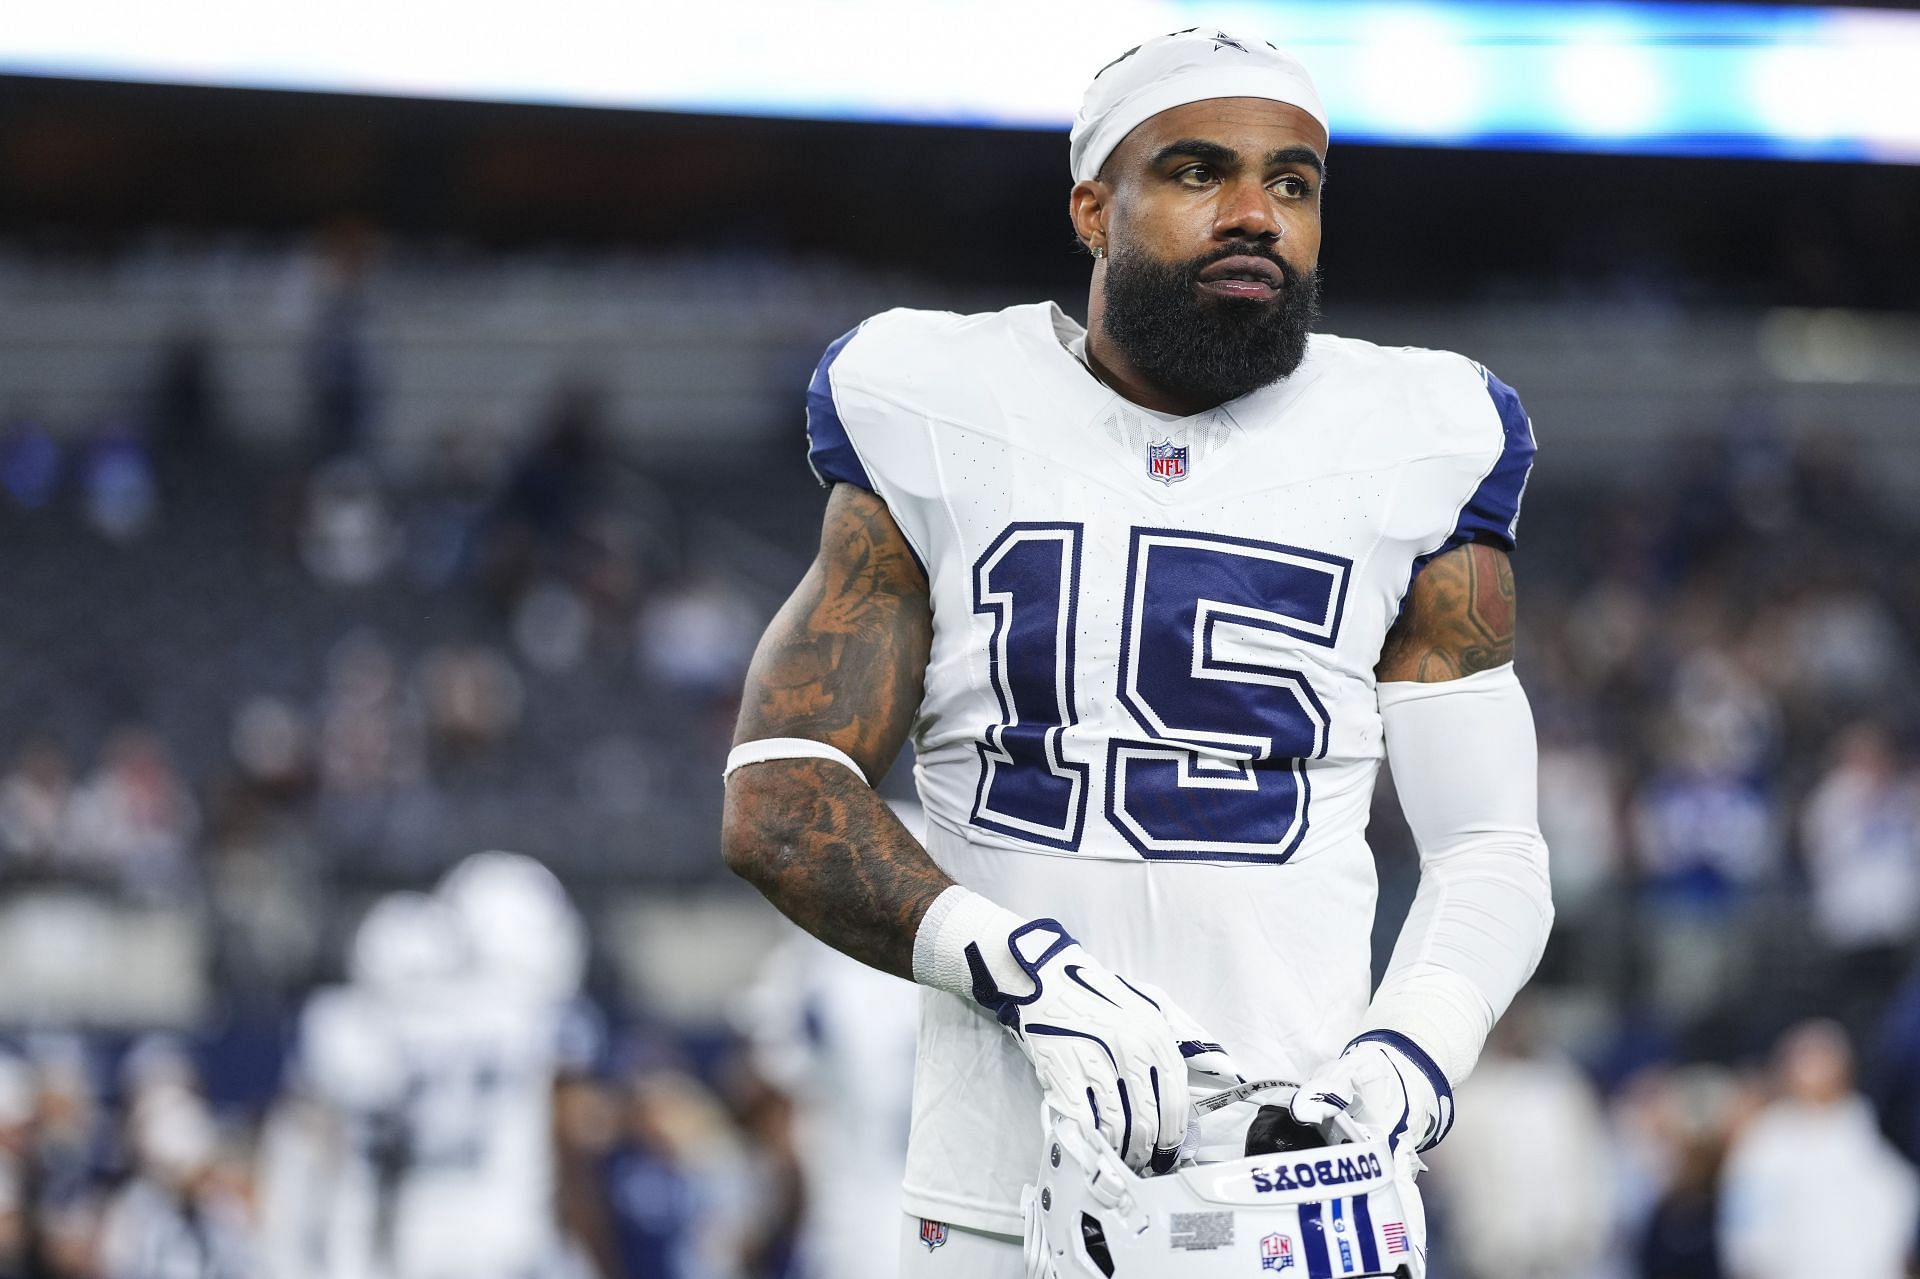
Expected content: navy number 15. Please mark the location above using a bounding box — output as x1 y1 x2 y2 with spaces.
970 523 1351 863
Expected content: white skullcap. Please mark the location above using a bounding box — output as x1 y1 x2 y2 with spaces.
1070 29 1329 183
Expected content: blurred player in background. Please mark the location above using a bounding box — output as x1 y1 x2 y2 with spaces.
722 27 1554 1276
262 852 590 1279
734 801 924 1279
262 890 463 1279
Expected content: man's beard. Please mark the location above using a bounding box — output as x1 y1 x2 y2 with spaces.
1101 240 1321 409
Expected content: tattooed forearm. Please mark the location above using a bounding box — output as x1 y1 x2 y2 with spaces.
1376 542 1516 683
722 484 946 979
723 758 950 978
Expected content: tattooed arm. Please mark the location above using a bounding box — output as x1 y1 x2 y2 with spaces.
720 483 945 978
1375 540 1515 683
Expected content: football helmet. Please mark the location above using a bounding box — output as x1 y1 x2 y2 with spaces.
1024 1081 1423 1279
348 890 465 993
436 849 586 1001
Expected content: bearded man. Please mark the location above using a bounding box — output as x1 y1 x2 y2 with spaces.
721 28 1554 1277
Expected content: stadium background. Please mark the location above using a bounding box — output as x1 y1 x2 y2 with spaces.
0 2 1919 1275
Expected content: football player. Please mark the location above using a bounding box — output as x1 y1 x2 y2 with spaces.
738 921 920 1278
735 801 924 1279
388 852 588 1279
266 891 466 1279
274 862 590 1279
720 29 1554 1278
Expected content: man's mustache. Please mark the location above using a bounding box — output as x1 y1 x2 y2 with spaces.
1186 242 1299 285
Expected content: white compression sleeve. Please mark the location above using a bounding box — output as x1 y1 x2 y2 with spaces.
1369 663 1555 1086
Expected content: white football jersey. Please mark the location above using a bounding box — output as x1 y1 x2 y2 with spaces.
285 985 402 1279
742 931 919 1279
806 302 1535 1234
295 981 570 1279
382 992 569 1279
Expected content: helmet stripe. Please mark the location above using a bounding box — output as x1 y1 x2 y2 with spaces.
1352 1193 1381 1272
1297 1200 1333 1279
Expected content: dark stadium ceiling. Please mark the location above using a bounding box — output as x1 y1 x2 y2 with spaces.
0 65 1913 311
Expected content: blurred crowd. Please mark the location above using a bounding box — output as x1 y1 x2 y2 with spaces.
1428 1002 1920 1279
0 236 1914 1277
0 905 1912 1279
0 252 773 897
1521 422 1920 1056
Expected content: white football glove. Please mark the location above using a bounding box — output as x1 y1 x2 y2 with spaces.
1146 985 1246 1098
1132 981 1246 1160
1289 1032 1455 1156
966 920 1209 1174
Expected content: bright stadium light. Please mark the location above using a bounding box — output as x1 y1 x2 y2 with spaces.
2 0 1918 163
1352 7 1485 140
1553 25 1665 138
1747 43 1852 146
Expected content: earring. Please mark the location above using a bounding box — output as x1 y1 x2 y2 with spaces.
1091 245 1106 259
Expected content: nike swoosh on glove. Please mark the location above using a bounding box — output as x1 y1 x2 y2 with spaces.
1288 1031 1456 1156
966 920 1191 1174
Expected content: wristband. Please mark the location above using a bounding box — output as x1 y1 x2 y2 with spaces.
911 885 1028 999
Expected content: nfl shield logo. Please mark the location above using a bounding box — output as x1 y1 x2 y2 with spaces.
1260 1232 1294 1271
919 1219 949 1251
1147 440 1189 485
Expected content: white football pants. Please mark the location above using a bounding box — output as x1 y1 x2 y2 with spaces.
898 1215 1024 1279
